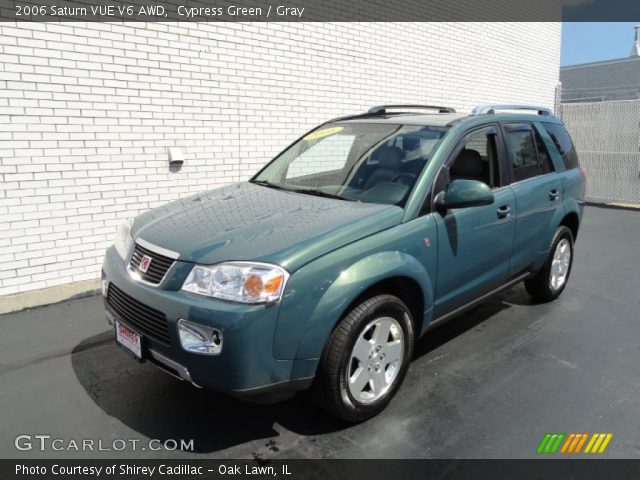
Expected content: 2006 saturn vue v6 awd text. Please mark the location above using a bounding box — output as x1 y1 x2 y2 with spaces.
102 104 585 422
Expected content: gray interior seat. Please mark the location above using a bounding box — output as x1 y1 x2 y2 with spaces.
451 148 489 184
363 146 405 189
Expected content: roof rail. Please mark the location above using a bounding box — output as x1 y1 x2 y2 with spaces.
368 104 456 114
471 104 553 116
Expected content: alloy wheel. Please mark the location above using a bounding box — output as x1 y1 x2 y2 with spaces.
550 238 571 291
346 316 404 404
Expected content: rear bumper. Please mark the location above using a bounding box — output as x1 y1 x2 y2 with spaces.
102 246 314 402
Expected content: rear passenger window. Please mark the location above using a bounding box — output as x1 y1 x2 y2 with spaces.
503 123 554 182
503 124 539 182
534 130 553 174
543 123 580 169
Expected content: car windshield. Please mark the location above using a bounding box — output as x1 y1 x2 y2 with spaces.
251 122 448 206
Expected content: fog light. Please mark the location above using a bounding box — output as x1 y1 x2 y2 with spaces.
178 319 222 355
101 271 109 297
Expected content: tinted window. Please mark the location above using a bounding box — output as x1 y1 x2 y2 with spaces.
504 124 540 182
543 123 580 169
534 129 553 174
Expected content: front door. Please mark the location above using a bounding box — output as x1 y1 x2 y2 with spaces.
432 125 516 317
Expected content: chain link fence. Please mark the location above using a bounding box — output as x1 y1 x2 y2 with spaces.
561 100 640 206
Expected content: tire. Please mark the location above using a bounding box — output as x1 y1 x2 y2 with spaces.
525 226 574 302
312 294 414 423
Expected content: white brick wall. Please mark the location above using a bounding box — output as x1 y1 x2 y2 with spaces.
0 22 561 296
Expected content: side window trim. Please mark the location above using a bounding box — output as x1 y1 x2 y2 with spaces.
494 124 509 187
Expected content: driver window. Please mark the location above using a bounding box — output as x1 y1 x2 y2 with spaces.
449 130 500 189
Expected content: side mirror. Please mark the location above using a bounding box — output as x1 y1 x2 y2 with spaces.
435 179 494 210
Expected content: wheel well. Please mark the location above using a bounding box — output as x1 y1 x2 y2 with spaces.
344 276 425 337
560 212 580 241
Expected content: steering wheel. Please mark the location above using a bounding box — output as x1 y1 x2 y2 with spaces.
391 173 417 186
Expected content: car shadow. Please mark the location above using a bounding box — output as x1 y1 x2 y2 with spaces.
413 284 532 359
71 331 346 455
71 285 530 454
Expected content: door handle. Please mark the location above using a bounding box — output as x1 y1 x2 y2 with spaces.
549 189 560 201
497 205 511 219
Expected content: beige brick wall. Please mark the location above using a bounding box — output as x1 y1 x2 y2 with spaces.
0 22 561 295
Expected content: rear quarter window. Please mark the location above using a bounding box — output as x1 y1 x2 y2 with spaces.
542 123 580 170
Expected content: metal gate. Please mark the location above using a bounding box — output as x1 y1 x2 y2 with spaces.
561 100 640 206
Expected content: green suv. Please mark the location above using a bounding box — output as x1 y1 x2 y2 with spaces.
102 104 585 422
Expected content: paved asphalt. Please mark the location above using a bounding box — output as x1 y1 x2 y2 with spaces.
1 205 639 459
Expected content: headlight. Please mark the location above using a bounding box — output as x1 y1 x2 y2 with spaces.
113 218 134 260
181 262 289 304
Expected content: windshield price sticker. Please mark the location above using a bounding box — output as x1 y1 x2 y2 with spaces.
304 126 344 141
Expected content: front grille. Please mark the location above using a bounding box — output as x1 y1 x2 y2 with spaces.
107 284 171 345
129 243 175 284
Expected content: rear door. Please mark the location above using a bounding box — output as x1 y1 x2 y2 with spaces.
501 122 564 276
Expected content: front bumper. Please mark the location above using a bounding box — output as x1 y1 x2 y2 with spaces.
102 246 313 401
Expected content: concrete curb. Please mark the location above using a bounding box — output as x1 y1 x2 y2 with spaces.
586 201 640 211
0 279 100 315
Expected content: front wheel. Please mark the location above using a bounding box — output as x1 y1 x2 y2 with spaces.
312 294 414 423
525 226 574 302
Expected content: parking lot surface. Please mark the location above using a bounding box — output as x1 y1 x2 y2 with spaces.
1 206 639 459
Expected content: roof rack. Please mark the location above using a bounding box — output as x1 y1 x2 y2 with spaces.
368 104 456 114
471 104 553 116
327 104 457 123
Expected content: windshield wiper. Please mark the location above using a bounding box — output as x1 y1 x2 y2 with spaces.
252 180 357 202
289 187 358 202
251 180 292 192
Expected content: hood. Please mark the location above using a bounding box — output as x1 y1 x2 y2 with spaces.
132 182 403 271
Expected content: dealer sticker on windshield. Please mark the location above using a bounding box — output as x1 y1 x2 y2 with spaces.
304 126 343 141
115 320 142 359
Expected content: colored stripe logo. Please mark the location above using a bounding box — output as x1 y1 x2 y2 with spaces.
537 433 613 454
